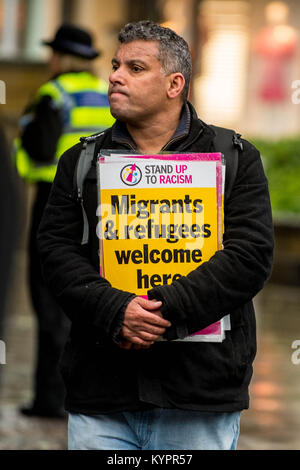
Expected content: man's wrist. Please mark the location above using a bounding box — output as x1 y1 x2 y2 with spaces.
111 294 136 344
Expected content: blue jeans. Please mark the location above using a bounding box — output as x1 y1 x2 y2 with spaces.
68 409 241 450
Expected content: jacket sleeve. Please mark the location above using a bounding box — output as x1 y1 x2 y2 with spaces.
37 143 135 340
148 140 274 340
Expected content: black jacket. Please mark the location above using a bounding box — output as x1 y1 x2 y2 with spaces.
37 103 274 414
0 127 20 335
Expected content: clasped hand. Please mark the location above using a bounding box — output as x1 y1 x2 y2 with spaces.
119 297 171 350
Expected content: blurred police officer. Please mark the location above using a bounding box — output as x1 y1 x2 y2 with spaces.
15 24 114 418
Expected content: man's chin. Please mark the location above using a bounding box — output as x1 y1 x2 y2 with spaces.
110 108 130 122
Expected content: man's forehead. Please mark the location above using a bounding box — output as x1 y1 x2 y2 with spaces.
113 40 159 61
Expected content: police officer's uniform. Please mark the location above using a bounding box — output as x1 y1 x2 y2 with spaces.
15 24 114 417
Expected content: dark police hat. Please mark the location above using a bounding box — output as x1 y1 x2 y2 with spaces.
42 24 100 60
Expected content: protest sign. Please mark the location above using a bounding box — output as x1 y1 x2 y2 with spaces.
97 153 228 342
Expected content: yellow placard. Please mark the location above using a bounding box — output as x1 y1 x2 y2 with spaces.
99 186 219 296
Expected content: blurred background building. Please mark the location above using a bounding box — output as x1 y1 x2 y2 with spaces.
0 0 300 450
2 0 300 139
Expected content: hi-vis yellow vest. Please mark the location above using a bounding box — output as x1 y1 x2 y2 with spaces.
14 71 115 183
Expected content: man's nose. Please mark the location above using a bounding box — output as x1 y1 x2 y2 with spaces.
109 67 125 85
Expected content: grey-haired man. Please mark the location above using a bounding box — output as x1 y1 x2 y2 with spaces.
38 21 273 450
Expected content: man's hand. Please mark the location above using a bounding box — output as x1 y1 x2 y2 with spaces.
119 297 171 349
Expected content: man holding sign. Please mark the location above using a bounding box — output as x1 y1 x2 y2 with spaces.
38 21 273 450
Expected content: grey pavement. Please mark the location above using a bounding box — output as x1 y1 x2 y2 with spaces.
0 242 300 449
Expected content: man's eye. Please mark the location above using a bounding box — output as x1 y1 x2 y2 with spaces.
132 65 142 72
112 64 119 71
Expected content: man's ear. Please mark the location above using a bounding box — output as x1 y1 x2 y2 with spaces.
167 73 185 99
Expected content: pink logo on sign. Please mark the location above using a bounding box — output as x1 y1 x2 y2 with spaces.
120 163 142 186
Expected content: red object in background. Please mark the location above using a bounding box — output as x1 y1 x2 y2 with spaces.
254 26 297 102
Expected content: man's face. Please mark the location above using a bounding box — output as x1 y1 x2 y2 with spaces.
108 40 170 123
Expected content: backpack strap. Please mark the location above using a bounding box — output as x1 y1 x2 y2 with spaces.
76 131 106 245
210 124 243 202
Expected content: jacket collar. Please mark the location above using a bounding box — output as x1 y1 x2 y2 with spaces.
110 101 216 153
169 102 216 152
